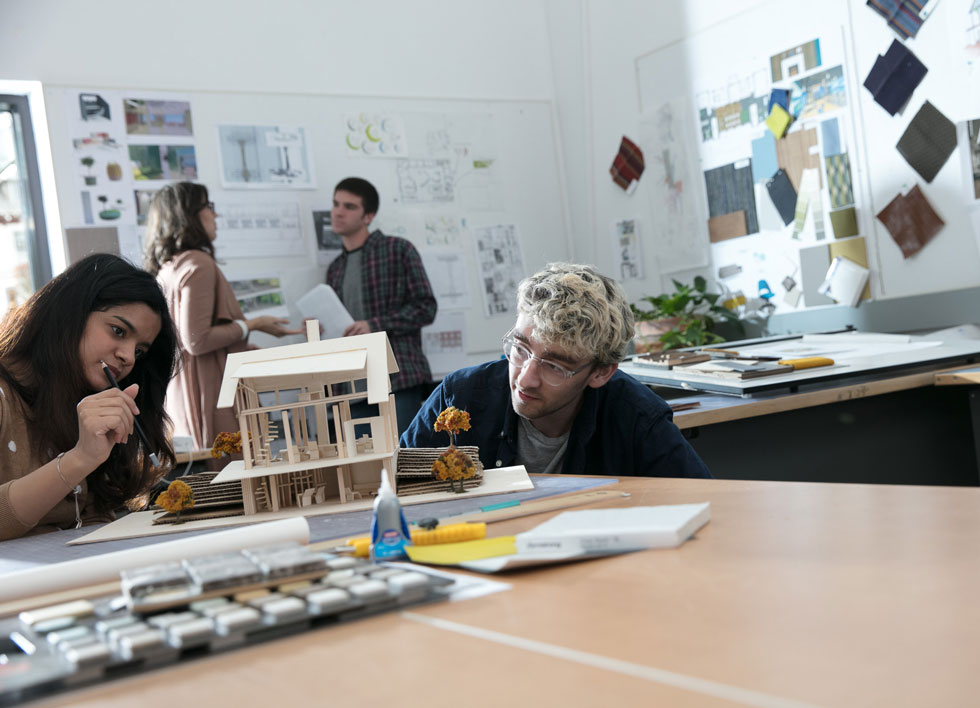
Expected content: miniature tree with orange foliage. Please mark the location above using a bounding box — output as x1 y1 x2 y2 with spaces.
155 479 194 523
431 406 475 493
211 431 243 459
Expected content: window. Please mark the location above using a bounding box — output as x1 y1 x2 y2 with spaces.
0 94 51 317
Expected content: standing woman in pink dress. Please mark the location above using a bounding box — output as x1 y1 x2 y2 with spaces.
143 182 302 451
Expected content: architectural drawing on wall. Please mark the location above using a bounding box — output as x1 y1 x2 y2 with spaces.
78 92 111 122
343 112 407 157
214 201 305 258
422 310 467 376
696 69 770 143
128 144 197 181
770 39 822 81
790 65 847 120
420 248 471 310
473 224 525 317
421 213 465 247
396 158 454 203
611 219 644 281
225 274 290 319
217 124 315 189
638 99 710 273
123 98 193 136
399 112 501 210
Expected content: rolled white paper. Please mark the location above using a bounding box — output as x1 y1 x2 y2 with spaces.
0 517 310 604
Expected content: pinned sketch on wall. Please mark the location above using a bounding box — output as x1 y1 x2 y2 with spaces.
637 99 710 273
396 159 454 203
213 200 305 259
473 224 525 318
311 208 342 265
128 144 197 181
695 70 770 144
343 112 407 157
421 213 466 247
217 124 315 189
224 273 290 319
398 112 502 210
422 310 467 376
611 219 644 281
123 98 193 137
420 248 472 310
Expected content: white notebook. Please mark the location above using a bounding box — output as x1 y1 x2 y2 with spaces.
515 503 710 554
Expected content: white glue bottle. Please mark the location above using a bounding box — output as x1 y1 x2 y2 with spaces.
370 470 412 560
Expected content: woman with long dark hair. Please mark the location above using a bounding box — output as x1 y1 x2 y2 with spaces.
0 253 178 540
143 182 301 451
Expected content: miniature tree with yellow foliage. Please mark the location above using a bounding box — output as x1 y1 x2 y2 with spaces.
211 431 243 459
431 407 476 493
155 479 194 523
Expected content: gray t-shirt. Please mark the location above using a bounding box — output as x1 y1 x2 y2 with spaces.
516 416 570 475
340 248 366 321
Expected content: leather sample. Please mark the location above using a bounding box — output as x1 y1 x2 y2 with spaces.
876 184 944 258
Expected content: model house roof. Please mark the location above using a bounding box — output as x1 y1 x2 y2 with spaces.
216 331 398 408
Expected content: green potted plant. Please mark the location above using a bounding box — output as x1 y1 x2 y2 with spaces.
631 276 744 353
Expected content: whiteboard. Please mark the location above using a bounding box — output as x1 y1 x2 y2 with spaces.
44 86 571 372
635 0 980 315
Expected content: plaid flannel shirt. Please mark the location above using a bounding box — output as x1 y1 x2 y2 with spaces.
327 230 437 391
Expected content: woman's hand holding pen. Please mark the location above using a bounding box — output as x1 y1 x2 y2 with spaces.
246 315 304 338
71 384 140 469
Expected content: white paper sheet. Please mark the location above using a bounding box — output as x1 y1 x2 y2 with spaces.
421 248 471 310
295 284 354 340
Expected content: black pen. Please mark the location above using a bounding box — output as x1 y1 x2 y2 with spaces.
100 360 161 467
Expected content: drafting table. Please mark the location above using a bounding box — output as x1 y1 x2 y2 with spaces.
10 475 979 708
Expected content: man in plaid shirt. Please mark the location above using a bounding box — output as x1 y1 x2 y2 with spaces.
326 177 437 434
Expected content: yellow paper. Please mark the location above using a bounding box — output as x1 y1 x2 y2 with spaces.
405 536 517 565
766 104 791 139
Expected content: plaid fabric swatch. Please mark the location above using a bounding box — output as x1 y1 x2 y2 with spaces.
866 0 930 39
825 153 854 208
610 136 644 191
765 168 797 226
875 184 944 258
896 100 957 183
864 40 927 116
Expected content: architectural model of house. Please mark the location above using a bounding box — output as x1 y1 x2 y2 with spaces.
211 323 400 515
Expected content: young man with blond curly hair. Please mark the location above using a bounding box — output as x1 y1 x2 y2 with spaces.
401 263 710 478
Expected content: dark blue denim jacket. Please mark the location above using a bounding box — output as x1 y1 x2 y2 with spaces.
400 360 712 478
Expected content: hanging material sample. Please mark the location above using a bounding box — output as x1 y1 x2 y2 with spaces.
865 0 933 40
776 127 820 192
766 168 797 226
825 153 855 207
704 161 758 237
829 206 859 239
863 40 927 116
876 184 945 258
610 136 645 192
895 100 957 183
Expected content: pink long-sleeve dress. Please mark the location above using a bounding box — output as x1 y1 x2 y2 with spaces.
156 250 249 450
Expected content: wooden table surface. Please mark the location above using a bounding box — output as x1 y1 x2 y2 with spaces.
25 476 980 708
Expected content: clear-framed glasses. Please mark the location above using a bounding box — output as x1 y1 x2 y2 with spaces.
502 332 592 386
200 201 215 213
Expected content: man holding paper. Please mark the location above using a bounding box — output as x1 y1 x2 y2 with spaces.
326 178 437 433
401 263 711 478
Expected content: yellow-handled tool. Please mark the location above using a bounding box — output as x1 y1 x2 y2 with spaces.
777 356 834 370
346 522 487 558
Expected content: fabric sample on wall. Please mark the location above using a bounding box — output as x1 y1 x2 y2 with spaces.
875 184 944 258
708 211 748 242
829 206 859 239
825 153 854 208
866 0 931 40
766 105 792 139
755 181 784 231
768 88 791 113
765 169 797 226
704 161 759 235
799 244 835 306
776 127 820 192
863 40 927 116
821 117 842 156
896 100 957 183
792 168 824 240
751 133 779 183
610 136 645 191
